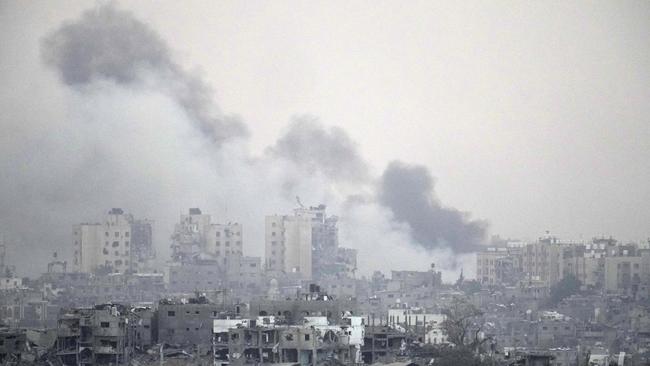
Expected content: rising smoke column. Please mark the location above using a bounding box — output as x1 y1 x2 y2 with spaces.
266 115 371 199
379 161 487 253
271 119 488 254
3 2 487 275
41 4 247 143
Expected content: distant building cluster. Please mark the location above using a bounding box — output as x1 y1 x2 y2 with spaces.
477 235 650 298
2 209 650 365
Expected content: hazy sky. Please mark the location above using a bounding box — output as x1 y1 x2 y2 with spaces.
2 1 650 274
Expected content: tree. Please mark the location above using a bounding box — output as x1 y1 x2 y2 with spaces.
548 274 581 306
441 297 489 353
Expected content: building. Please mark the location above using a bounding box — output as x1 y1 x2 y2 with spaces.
225 256 263 295
249 286 357 325
0 328 27 364
170 208 243 267
157 295 238 347
168 260 222 293
213 315 364 366
265 203 358 281
265 210 313 279
72 208 153 273
56 304 132 366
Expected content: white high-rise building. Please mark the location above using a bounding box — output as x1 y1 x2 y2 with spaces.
265 208 316 279
73 208 135 273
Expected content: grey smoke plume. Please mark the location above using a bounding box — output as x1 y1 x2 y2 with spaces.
268 116 370 184
40 4 247 143
0 3 485 277
379 161 487 253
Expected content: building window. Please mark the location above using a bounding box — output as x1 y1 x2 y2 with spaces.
305 334 310 341
101 322 110 328
168 311 175 316
105 232 109 237
115 232 119 237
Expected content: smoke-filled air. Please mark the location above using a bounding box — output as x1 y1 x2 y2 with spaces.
1 3 486 280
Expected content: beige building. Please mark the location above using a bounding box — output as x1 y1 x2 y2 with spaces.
170 208 242 266
265 208 314 279
477 247 509 285
73 208 133 273
522 238 567 287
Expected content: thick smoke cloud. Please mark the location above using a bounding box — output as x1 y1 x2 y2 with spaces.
1 3 485 279
267 116 370 184
379 161 487 253
40 4 247 143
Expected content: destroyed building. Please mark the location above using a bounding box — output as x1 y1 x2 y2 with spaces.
72 208 155 274
157 293 241 347
57 304 133 365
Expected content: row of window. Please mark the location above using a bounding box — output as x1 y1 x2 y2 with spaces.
105 231 129 237
102 248 129 256
216 231 241 237
215 241 242 246
215 250 243 256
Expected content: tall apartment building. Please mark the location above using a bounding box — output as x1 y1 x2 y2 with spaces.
170 208 242 266
476 247 509 285
72 208 153 273
265 211 313 279
522 237 566 287
265 204 358 280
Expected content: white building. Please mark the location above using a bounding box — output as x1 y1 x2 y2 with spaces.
387 308 448 345
73 208 134 273
265 211 313 279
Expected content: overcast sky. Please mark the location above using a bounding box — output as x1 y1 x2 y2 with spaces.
2 1 650 272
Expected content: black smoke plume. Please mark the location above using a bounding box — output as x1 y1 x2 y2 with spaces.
267 116 370 183
41 4 247 143
379 161 487 253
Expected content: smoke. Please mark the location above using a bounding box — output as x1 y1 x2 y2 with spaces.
267 115 370 184
379 161 487 253
40 4 247 144
0 3 485 279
